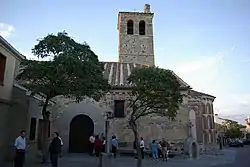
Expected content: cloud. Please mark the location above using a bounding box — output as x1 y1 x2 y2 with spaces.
230 44 236 52
241 59 250 63
165 50 250 123
0 23 15 39
172 52 224 75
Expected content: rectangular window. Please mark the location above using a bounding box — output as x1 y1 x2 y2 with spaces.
29 118 37 141
0 53 6 85
114 100 125 118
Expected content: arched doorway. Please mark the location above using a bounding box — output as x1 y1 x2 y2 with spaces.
68 114 94 153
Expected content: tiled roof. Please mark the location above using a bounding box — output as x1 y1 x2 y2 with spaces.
102 61 190 88
188 90 216 99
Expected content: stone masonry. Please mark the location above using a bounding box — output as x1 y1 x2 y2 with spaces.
118 5 154 66
51 4 217 154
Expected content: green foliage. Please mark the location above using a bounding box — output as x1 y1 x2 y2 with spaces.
224 121 244 139
127 66 183 123
16 32 110 105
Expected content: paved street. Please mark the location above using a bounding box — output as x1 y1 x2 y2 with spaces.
214 146 250 167
3 147 244 167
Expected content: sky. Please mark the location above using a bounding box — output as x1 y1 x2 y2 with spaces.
1 0 250 123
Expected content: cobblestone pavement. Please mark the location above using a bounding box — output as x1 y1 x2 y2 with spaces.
3 149 236 167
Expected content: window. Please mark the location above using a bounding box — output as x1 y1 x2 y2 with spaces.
139 20 146 35
29 118 37 141
114 100 125 118
0 53 6 85
127 20 134 35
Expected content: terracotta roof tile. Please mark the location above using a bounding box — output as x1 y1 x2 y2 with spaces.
102 61 191 89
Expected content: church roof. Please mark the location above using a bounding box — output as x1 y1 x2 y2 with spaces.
188 90 216 100
102 61 191 89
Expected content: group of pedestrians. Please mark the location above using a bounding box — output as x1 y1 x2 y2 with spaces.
88 133 118 158
14 130 63 167
151 138 170 161
133 137 170 161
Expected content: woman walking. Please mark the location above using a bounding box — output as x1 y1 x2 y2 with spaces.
94 135 102 157
151 140 158 160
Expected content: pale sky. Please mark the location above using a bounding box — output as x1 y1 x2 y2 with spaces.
1 0 250 123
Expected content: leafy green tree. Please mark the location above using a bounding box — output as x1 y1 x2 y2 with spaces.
224 120 244 139
16 32 110 162
127 67 183 167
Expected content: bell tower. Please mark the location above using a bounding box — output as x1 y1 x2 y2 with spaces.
117 4 155 66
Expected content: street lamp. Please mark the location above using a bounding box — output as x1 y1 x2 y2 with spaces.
103 111 113 153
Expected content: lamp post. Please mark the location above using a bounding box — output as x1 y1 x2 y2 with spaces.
104 111 113 153
99 111 113 167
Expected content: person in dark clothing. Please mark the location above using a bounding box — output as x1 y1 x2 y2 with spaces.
49 132 62 167
101 136 106 153
94 135 102 157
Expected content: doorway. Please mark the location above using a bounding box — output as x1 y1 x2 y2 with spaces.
68 114 94 153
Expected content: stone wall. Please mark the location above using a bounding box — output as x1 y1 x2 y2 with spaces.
0 102 11 163
109 103 189 148
0 86 44 163
2 86 30 161
118 11 155 66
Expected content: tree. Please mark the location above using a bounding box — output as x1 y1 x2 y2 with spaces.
16 32 110 162
224 120 244 139
127 67 183 167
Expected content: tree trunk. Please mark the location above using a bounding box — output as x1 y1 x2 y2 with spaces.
130 121 142 167
41 96 50 163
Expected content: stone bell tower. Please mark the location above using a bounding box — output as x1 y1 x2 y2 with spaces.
117 4 155 66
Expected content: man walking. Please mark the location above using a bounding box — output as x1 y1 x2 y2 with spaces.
14 130 27 167
49 132 62 167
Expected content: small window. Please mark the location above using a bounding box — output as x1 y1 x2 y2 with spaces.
0 53 6 85
114 100 125 118
127 20 134 35
139 20 146 35
29 118 37 141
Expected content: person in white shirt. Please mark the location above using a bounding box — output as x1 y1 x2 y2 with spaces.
89 134 95 155
139 137 145 159
14 130 27 167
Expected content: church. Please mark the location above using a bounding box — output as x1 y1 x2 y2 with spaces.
51 4 216 155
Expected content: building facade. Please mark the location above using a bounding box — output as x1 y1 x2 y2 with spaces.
0 36 50 163
52 4 217 155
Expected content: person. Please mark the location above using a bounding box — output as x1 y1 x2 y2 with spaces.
160 138 167 161
102 136 106 153
14 130 27 167
58 135 63 157
49 132 62 167
151 140 158 160
157 141 163 158
111 136 118 158
89 134 95 155
160 138 169 161
94 135 102 157
139 137 145 159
